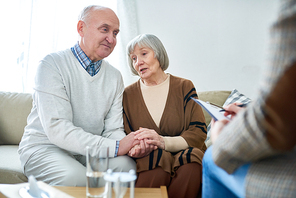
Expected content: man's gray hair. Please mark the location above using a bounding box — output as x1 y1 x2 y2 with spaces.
126 34 169 76
78 5 104 22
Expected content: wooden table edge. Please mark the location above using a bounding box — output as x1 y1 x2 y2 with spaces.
54 185 168 198
160 186 168 198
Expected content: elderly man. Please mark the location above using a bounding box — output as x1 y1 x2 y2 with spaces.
18 5 137 186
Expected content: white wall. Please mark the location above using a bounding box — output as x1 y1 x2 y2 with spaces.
132 0 279 99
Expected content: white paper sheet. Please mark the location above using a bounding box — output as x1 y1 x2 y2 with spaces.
191 98 230 121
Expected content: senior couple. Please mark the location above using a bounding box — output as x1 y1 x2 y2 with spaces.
18 5 205 198
19 2 296 198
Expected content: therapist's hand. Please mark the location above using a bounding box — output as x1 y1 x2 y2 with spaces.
211 103 246 144
210 119 229 144
223 103 244 119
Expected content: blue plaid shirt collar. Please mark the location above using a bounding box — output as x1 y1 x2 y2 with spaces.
71 42 102 76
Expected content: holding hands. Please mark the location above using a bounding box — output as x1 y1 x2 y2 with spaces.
128 127 162 158
117 132 140 156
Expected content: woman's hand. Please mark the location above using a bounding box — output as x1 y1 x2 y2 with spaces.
134 128 165 150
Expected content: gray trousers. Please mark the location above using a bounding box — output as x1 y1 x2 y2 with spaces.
24 145 136 186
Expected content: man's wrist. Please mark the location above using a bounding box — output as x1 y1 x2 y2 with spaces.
114 140 120 157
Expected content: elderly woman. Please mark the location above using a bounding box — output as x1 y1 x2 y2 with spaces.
123 34 207 198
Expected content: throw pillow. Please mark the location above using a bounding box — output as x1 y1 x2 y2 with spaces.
205 89 251 148
222 89 252 107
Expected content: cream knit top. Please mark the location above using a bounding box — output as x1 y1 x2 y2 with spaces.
140 74 188 152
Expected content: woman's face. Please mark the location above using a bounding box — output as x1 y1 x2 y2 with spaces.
130 44 163 80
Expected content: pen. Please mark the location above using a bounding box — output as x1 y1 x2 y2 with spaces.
206 102 223 109
219 103 248 112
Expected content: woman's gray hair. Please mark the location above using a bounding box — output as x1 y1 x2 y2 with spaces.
126 34 169 76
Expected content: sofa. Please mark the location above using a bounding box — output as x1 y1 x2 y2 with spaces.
0 92 32 184
0 90 231 184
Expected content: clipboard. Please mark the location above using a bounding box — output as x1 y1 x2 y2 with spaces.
191 97 231 121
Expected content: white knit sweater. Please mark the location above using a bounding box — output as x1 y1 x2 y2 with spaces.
18 49 125 169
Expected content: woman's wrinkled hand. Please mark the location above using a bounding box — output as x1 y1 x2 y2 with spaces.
134 127 165 150
128 138 156 158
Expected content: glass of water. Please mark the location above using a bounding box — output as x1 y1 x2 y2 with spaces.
113 176 128 198
86 146 109 198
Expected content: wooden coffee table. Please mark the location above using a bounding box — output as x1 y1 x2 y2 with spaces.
54 186 168 198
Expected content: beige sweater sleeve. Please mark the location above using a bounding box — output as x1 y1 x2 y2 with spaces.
163 136 189 152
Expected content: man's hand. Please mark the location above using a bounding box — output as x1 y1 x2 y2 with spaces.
117 132 139 156
128 139 156 158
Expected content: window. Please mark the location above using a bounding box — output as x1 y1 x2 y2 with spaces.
1 0 122 93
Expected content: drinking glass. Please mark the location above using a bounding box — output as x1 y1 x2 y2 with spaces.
86 146 109 198
113 176 128 198
104 169 137 198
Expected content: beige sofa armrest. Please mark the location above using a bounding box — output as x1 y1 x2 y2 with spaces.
0 92 32 145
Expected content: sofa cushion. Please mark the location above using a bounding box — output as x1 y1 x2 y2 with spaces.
0 92 32 145
198 90 231 127
0 145 28 183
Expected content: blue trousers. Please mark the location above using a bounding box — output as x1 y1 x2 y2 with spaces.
202 146 250 198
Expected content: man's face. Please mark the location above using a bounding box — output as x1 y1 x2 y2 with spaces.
78 8 120 62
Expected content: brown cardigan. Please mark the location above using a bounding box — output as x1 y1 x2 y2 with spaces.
123 75 207 175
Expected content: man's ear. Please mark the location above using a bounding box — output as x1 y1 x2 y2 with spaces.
77 20 85 37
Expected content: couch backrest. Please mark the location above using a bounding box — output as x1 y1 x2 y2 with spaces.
0 90 230 144
198 90 231 126
0 92 32 145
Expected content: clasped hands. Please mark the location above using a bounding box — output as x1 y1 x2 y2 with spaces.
129 127 164 158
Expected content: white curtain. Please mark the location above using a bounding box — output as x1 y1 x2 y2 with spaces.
0 0 138 93
116 0 139 86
